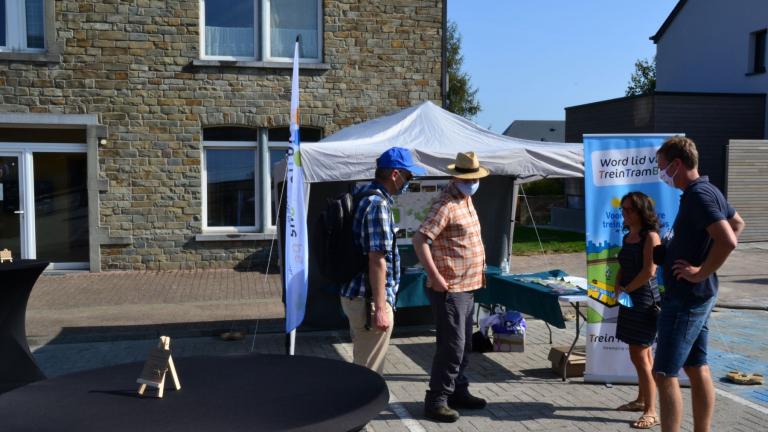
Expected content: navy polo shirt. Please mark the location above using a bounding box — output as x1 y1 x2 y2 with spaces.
663 176 735 300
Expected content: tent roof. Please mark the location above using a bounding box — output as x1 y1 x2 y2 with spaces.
290 101 584 183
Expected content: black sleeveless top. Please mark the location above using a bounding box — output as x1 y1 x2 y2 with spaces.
615 231 661 346
617 232 660 307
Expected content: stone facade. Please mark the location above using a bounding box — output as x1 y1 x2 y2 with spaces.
0 0 443 271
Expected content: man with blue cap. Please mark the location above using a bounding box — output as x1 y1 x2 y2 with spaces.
340 147 426 375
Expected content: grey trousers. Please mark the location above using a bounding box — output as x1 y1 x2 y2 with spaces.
425 289 476 407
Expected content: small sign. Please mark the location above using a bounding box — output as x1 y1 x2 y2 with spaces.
136 348 171 387
137 336 181 398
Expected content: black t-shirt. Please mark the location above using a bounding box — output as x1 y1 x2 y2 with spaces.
664 176 735 300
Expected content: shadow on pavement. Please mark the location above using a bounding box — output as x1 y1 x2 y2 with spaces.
28 319 286 345
396 342 528 383
396 401 630 423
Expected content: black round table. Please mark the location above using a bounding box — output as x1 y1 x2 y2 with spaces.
0 353 390 432
0 260 49 393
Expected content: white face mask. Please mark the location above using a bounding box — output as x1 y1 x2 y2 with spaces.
455 181 479 196
658 162 678 188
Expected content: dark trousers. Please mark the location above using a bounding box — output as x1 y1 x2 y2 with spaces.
425 289 476 407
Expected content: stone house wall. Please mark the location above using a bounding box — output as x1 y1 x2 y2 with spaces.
0 0 443 270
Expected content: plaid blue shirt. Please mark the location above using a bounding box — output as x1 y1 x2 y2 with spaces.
340 181 400 307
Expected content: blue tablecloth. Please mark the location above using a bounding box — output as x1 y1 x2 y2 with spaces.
474 269 583 329
396 271 429 308
395 266 502 309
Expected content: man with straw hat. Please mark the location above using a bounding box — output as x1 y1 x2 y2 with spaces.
412 151 490 423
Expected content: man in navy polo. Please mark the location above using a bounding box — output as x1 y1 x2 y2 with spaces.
654 137 745 432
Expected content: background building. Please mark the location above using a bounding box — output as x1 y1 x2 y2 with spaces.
566 0 767 240
0 0 444 271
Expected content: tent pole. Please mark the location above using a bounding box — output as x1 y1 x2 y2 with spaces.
508 178 519 263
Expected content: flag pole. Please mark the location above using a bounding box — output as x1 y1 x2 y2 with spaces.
285 35 307 355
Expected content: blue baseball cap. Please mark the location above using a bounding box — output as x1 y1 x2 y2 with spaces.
376 147 427 176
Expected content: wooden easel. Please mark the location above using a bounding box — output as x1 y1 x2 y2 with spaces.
0 249 12 263
137 336 181 398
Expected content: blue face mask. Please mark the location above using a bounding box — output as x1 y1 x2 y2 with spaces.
396 171 410 195
455 181 479 196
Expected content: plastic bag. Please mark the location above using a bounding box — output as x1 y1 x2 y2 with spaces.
491 311 526 335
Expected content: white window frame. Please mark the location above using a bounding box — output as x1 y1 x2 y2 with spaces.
0 0 46 52
198 0 259 61
266 141 290 230
201 141 260 233
262 0 322 63
199 0 321 63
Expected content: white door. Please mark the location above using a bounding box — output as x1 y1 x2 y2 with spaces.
0 144 88 269
0 152 27 260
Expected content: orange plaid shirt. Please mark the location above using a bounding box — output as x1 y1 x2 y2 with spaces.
418 182 486 292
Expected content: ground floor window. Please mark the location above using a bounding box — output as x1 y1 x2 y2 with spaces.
201 126 320 233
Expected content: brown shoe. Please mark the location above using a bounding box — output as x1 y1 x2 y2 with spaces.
448 393 487 410
424 405 459 423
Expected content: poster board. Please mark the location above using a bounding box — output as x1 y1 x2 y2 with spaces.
583 134 686 384
356 180 449 243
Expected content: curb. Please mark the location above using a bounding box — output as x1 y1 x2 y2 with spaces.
27 319 285 346
27 321 437 347
715 303 768 311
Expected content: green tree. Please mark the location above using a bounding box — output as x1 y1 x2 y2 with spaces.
626 57 656 96
446 21 481 119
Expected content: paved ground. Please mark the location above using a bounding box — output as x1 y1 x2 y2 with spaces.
14 246 768 430
30 314 768 431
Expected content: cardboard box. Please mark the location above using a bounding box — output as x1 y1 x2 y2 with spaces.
548 345 586 378
493 332 525 352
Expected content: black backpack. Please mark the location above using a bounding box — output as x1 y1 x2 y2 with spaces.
314 189 381 285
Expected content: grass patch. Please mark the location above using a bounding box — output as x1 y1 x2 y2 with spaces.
512 225 585 255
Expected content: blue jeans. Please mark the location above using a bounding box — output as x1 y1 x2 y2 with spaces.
653 294 716 377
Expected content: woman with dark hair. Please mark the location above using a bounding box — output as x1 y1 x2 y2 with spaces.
614 191 661 429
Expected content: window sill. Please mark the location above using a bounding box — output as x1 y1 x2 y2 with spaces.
196 232 277 242
0 51 61 63
191 59 330 70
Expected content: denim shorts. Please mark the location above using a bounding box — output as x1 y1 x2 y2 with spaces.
653 294 716 377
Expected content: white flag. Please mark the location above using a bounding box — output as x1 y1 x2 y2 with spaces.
285 37 308 333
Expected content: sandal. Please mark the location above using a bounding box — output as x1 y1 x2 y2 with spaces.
748 373 764 385
616 400 645 412
726 370 751 384
631 415 660 429
726 371 763 385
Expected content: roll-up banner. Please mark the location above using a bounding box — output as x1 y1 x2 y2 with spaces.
583 134 685 384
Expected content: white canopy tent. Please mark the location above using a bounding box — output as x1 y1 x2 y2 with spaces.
271 101 585 329
284 101 584 183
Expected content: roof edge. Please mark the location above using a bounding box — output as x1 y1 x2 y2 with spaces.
565 91 766 111
650 0 688 44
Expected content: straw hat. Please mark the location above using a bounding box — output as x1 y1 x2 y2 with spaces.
446 151 490 179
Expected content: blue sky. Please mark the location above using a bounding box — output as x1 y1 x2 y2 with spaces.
448 0 679 133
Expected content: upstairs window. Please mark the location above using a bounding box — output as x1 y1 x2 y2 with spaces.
0 0 45 51
200 0 321 62
749 29 766 75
